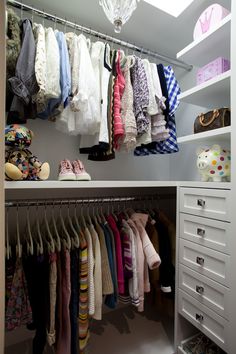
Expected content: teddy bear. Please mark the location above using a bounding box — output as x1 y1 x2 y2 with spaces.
5 124 50 181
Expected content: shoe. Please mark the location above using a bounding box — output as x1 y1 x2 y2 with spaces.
72 160 91 181
58 160 76 181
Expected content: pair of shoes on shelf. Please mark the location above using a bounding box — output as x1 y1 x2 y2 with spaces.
58 159 91 181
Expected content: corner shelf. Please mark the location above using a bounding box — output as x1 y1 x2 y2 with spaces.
179 70 231 108
177 14 231 67
177 126 231 144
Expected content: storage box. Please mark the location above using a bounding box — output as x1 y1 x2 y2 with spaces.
196 57 230 85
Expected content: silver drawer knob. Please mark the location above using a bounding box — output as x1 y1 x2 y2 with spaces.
196 285 204 294
196 313 204 322
196 256 204 265
197 228 205 237
197 199 206 207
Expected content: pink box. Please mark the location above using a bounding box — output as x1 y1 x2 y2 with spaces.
196 57 230 85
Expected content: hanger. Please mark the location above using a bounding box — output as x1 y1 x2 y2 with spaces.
20 0 23 20
74 200 81 233
80 199 87 230
54 15 57 31
67 201 80 248
35 203 44 255
64 18 68 33
99 202 106 223
85 201 92 226
26 205 34 256
6 207 12 260
31 7 34 24
16 204 22 258
44 204 55 253
42 9 45 27
59 201 71 250
51 200 61 252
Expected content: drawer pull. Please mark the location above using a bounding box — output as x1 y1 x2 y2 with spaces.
196 256 204 265
196 285 204 294
196 313 204 322
197 228 205 237
197 199 206 207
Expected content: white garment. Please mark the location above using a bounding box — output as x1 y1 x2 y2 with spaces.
33 23 46 112
44 28 61 99
79 41 110 148
142 59 159 116
56 34 99 136
150 63 166 113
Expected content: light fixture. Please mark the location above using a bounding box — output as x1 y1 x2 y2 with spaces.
143 0 194 17
99 0 140 33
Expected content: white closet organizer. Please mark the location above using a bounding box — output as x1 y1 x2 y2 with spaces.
2 0 236 354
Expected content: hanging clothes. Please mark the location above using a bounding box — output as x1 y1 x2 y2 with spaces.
7 19 39 124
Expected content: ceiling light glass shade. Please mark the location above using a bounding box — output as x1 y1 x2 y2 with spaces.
99 0 140 33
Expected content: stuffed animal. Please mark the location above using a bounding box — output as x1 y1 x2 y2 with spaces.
196 144 231 182
5 124 50 181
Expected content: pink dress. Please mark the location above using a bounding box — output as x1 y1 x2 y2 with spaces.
113 50 125 149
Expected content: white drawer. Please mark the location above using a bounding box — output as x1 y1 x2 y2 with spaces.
179 187 230 221
179 239 230 286
180 213 230 254
179 264 229 319
178 289 228 351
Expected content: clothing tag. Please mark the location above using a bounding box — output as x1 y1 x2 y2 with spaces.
151 219 156 225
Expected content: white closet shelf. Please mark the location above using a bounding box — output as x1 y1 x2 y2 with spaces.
177 14 231 66
179 70 231 107
5 181 231 190
177 126 231 144
4 180 177 190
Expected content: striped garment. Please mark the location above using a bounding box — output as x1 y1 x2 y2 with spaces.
163 65 181 117
78 231 89 352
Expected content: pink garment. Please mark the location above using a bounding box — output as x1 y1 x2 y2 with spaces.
107 215 125 294
127 219 145 312
131 213 161 270
56 250 71 354
113 50 125 149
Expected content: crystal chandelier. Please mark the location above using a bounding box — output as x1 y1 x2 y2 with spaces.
99 0 140 33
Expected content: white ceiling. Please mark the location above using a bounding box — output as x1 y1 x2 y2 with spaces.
21 0 231 62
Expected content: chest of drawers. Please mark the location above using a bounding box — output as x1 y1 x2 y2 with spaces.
178 186 231 352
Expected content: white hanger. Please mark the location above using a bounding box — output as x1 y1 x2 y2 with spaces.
85 201 92 226
74 200 81 233
6 208 11 260
80 199 87 230
67 202 80 248
36 203 44 255
16 204 22 258
51 201 61 252
26 205 34 256
44 204 55 253
59 202 71 250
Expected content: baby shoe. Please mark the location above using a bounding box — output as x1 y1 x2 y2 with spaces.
58 159 76 181
72 160 91 181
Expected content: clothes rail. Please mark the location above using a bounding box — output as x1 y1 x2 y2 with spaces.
5 194 167 208
7 0 192 71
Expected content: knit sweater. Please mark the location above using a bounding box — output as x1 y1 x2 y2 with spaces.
84 227 95 316
78 231 89 351
88 224 102 320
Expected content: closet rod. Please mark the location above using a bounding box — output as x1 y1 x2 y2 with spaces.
5 194 165 208
7 0 192 71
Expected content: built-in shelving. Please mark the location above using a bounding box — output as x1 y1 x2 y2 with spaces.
177 15 231 67
179 70 231 107
177 126 231 144
4 180 231 191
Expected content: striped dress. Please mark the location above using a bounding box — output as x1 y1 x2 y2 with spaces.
78 231 89 352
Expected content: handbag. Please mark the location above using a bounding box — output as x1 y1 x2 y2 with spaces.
194 108 231 134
